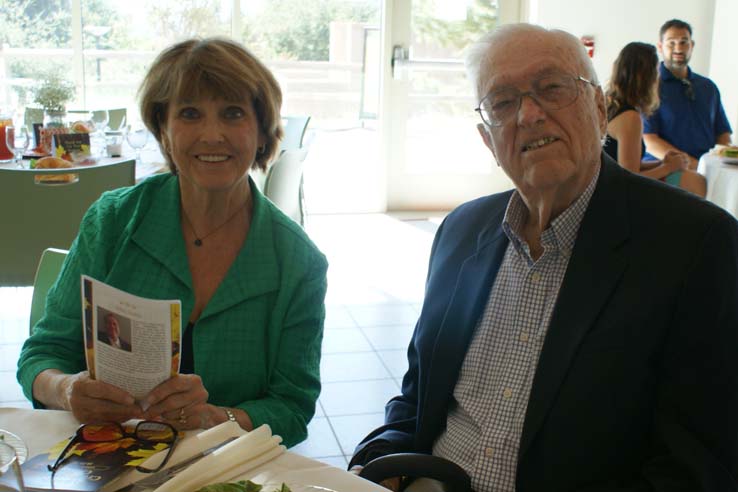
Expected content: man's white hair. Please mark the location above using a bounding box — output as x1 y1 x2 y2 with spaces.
464 23 599 101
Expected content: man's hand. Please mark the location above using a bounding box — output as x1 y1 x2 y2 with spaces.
349 465 402 491
143 374 212 430
60 371 143 423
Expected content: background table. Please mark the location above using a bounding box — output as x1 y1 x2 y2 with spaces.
698 154 738 220
0 407 384 492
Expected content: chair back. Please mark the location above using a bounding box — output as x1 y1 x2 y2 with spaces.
0 159 135 286
263 149 308 226
107 108 127 131
280 116 311 152
30 248 69 333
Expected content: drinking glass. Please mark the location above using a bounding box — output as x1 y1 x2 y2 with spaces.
5 126 29 168
125 124 149 163
88 110 109 156
0 432 27 491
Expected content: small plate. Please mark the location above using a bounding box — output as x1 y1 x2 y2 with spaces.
0 430 28 465
720 156 738 165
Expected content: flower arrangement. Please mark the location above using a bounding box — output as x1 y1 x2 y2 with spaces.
33 75 76 112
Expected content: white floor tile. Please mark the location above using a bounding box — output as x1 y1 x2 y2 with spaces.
320 327 372 354
347 304 419 328
320 352 391 383
313 455 348 468
376 349 410 379
0 344 22 372
320 379 399 416
360 325 415 351
329 413 386 455
0 372 25 402
290 417 343 458
323 306 357 329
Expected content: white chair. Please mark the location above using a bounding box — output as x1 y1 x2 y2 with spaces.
0 159 135 286
263 149 308 226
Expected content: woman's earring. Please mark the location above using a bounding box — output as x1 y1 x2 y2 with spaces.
257 145 266 155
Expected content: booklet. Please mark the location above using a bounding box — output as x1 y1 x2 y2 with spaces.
0 424 174 492
81 275 182 401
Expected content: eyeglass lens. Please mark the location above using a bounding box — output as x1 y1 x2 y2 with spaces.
478 73 582 126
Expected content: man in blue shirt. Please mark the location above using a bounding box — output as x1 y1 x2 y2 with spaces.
643 19 732 169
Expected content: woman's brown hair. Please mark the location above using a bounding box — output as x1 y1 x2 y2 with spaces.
138 37 283 173
606 42 660 121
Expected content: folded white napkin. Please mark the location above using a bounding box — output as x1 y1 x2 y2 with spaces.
103 421 245 492
153 424 284 492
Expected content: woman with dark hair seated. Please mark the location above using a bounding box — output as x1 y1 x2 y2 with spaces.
604 41 705 196
17 38 328 448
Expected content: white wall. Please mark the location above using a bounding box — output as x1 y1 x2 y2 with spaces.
709 0 738 140
526 0 716 88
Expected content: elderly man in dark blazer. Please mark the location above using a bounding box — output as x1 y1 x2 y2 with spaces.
350 23 738 491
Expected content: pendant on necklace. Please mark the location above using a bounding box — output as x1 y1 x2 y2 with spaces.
194 239 203 247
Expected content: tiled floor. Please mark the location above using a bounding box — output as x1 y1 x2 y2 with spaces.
0 213 442 469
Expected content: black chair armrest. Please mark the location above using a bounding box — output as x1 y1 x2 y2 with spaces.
358 453 471 492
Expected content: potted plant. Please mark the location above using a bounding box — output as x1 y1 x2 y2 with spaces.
33 75 76 127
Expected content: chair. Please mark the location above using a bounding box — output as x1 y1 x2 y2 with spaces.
0 159 135 286
106 108 127 131
359 453 472 492
263 148 308 226
279 115 311 152
29 248 68 333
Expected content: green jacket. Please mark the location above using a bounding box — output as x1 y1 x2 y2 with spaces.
17 173 328 447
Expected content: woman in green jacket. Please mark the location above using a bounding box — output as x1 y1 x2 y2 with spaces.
17 38 328 448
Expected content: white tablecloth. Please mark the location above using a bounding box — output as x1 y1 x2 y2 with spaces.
0 407 384 492
698 154 738 220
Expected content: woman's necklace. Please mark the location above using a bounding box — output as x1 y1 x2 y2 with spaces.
181 199 249 247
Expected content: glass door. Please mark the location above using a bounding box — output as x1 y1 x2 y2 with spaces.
384 0 519 210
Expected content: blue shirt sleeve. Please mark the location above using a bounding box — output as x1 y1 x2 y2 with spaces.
642 110 660 135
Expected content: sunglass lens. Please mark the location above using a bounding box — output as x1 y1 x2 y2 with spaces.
137 422 175 442
81 423 123 442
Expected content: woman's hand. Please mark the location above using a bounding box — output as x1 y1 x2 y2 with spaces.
143 374 214 430
34 369 143 423
663 150 689 173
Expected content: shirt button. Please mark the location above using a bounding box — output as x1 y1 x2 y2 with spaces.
484 447 494 458
519 332 530 343
531 272 541 283
503 388 513 399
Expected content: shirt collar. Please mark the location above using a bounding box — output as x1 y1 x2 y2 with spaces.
502 163 601 261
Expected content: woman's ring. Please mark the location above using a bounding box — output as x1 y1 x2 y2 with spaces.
178 407 187 425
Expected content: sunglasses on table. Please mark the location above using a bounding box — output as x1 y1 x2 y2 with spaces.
47 421 177 477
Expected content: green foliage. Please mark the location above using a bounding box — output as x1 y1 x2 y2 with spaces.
33 74 76 111
413 0 498 53
244 0 378 61
147 0 227 46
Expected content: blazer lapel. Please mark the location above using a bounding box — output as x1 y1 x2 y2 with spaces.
518 158 631 458
420 208 510 441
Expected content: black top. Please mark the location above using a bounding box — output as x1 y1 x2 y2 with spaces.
180 321 194 374
603 104 646 163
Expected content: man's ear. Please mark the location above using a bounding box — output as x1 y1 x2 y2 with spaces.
657 41 664 56
594 87 607 136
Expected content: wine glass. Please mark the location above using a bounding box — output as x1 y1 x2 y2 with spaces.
125 123 149 163
0 431 27 491
88 110 109 156
5 126 29 168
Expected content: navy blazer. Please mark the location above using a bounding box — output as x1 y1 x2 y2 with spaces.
352 155 738 490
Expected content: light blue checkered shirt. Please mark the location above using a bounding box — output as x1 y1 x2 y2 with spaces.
432 166 600 492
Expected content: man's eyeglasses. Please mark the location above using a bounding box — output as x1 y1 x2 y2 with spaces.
475 73 597 127
47 421 177 476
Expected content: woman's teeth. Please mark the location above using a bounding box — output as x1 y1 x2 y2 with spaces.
524 136 557 152
198 155 228 162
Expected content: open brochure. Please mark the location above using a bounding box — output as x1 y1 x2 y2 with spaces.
81 275 182 401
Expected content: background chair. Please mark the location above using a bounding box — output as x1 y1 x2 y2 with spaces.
279 115 311 152
252 115 312 192
359 453 472 492
29 248 68 333
0 159 135 286
263 148 308 226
